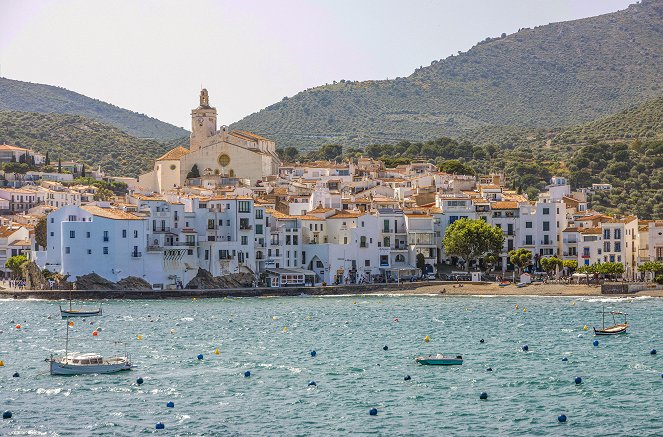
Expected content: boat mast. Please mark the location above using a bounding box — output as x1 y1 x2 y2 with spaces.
65 320 69 360
602 305 605 329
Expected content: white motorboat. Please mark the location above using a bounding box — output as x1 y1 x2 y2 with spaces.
49 352 133 375
415 354 463 365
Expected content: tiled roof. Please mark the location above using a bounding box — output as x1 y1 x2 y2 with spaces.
580 227 602 235
491 201 519 210
328 211 362 219
157 146 190 161
0 144 30 152
230 130 271 142
82 205 143 221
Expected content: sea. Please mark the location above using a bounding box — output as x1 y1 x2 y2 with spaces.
0 294 661 436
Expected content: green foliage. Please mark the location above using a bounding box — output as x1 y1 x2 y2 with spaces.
0 111 176 177
0 77 187 140
540 256 563 274
640 261 663 274
232 2 663 149
186 164 200 179
65 177 128 196
1 162 33 174
416 253 426 272
5 255 28 278
443 218 505 271
35 217 47 249
509 248 532 274
655 275 663 285
562 259 578 271
439 159 475 175
93 187 115 201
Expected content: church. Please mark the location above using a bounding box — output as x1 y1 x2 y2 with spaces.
138 89 280 193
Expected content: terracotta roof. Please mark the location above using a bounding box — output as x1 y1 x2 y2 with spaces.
82 205 143 221
157 146 190 161
230 130 271 142
0 226 21 238
0 144 30 152
562 196 580 206
9 239 31 246
132 194 164 201
491 201 519 210
265 209 298 220
563 227 579 233
580 227 602 235
309 206 334 213
575 214 608 222
300 215 325 221
328 211 362 219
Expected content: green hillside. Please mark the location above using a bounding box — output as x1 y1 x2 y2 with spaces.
0 77 188 140
232 0 663 149
0 111 180 177
554 94 663 145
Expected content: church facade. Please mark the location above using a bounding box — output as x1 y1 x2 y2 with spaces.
138 89 280 193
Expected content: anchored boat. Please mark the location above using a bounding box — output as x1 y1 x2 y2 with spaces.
594 307 628 335
415 354 463 365
48 320 133 375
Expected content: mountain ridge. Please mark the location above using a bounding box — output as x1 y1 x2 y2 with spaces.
0 77 188 140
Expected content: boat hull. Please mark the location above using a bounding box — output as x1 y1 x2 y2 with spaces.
415 357 463 366
60 306 102 318
49 360 133 375
593 324 628 335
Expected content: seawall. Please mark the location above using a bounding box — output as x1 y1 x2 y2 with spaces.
0 281 436 300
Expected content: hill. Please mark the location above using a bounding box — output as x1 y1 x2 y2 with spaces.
0 77 188 140
0 111 178 177
554 94 663 145
232 0 663 149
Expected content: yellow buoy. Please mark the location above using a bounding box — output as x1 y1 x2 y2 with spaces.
192 298 197 301
424 335 430 343
214 348 220 355
583 325 588 331
283 326 288 333
523 308 527 313
137 334 143 341
353 301 357 305
305 315 311 321
0 360 4 366
515 305 519 310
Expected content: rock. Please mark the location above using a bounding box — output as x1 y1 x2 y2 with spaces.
116 276 152 290
185 268 253 289
75 273 117 290
21 261 49 290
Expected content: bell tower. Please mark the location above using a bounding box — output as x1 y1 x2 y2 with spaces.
190 88 217 151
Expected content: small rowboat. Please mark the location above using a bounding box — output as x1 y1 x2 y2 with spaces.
60 306 102 318
415 354 463 365
593 307 628 335
498 281 510 287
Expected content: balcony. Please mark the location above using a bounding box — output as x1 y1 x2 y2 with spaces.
240 225 253 230
147 245 162 252
152 227 171 233
131 251 142 258
103 237 109 242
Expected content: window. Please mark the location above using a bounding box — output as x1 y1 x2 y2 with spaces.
87 249 92 255
255 209 263 219
365 259 370 267
543 208 549 215
614 229 621 239
122 229 127 238
240 218 251 230
205 250 209 260
583 247 590 257
525 235 533 245
50 232 54 237
208 219 215 230
103 231 109 242
316 260 324 268
69 231 75 238
604 229 611 239
241 236 248 245
604 242 611 252
134 230 138 238
65 247 70 254
103 247 109 255
50 218 54 223
293 235 298 245
361 221 365 227
543 221 550 232
286 235 291 245
256 224 263 235
238 201 250 213
86 232 90 238
614 242 621 252
526 221 532 229
360 236 367 248
344 236 348 244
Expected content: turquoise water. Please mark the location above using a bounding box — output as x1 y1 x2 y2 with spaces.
0 295 662 436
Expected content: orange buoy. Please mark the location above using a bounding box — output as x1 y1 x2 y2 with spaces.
69 321 74 327
15 324 21 329
92 331 98 336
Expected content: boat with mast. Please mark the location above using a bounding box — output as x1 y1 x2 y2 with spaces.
59 289 102 318
594 306 628 335
48 321 133 375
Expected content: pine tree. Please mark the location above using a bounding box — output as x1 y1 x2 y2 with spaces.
57 157 62 173
45 151 50 165
81 163 86 177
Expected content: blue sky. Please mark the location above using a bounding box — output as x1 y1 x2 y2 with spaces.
0 0 635 130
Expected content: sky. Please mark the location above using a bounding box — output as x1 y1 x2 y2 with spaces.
0 0 636 130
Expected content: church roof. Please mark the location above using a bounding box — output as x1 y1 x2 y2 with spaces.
230 130 271 143
157 146 190 161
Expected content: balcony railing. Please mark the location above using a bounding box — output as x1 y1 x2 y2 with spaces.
131 251 142 258
240 225 253 230
152 227 171 233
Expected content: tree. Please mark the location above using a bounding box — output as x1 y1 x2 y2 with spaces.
639 261 663 281
81 163 86 177
439 159 475 175
186 164 200 179
509 248 532 275
57 157 62 173
45 151 50 166
94 187 115 201
540 256 563 277
562 259 578 271
35 216 47 249
6 255 28 279
443 218 504 272
416 253 426 274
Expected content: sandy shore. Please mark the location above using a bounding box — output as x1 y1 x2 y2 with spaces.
397 282 663 297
